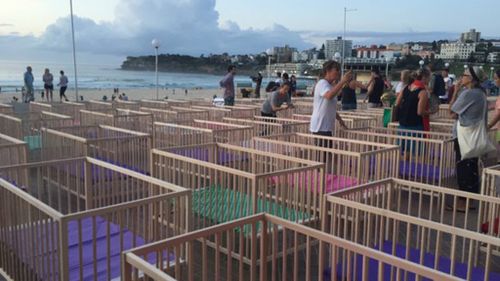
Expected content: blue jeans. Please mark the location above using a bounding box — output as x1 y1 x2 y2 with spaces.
224 96 235 106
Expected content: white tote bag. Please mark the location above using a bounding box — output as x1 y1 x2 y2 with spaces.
457 119 496 160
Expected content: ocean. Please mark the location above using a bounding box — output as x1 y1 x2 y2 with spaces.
0 60 314 93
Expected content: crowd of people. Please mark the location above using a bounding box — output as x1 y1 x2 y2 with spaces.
21 66 69 103
219 60 499 212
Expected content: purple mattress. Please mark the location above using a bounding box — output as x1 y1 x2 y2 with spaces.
12 216 173 281
323 240 500 281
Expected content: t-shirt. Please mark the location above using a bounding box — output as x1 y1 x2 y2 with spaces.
451 88 487 137
261 91 291 114
394 82 404 94
43 73 53 86
219 73 235 99
310 79 337 133
59 75 68 87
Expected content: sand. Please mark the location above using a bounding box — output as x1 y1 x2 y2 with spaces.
0 87 227 103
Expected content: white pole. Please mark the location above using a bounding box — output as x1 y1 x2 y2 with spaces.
70 0 78 101
342 7 346 77
155 47 159 100
267 55 271 80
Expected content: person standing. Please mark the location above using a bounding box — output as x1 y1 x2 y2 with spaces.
23 66 34 103
365 69 384 108
43 68 54 102
309 60 351 139
395 68 431 131
251 72 263 98
341 76 367 111
450 66 491 210
441 68 453 104
488 69 500 131
57 70 69 102
261 82 294 118
290 75 298 97
219 65 236 106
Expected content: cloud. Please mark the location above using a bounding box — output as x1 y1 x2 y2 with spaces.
0 0 312 60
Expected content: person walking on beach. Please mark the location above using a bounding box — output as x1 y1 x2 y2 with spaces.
57 70 69 102
43 68 54 102
310 60 351 141
23 66 34 103
261 82 294 118
219 65 236 106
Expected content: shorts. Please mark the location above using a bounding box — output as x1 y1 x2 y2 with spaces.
44 84 54 90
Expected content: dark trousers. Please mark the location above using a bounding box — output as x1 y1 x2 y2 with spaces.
313 131 333 148
454 139 480 194
60 86 68 100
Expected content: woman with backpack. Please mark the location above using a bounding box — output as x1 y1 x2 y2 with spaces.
395 67 432 131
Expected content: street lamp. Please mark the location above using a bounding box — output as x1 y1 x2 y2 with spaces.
70 0 79 101
464 64 468 69
445 62 450 69
334 52 341 62
490 67 495 80
342 7 357 76
152 39 160 100
266 48 274 80
419 60 425 68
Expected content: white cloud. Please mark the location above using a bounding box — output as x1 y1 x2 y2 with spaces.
0 0 312 61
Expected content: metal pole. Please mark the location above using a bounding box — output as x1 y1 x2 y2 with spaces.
155 47 159 100
70 0 78 101
342 7 346 77
386 61 389 79
268 55 271 80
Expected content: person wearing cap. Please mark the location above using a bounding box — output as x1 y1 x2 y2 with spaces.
449 66 489 210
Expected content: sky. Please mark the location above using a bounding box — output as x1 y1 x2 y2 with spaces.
0 0 499 62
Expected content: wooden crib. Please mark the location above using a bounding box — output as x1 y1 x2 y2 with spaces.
123 213 460 281
0 157 190 281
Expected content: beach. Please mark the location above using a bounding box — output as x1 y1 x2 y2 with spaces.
0 87 226 103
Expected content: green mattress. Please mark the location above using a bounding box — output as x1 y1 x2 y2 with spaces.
192 185 311 227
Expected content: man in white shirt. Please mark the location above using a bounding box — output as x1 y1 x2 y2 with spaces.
310 61 351 146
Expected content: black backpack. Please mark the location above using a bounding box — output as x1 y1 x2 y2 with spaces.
432 73 446 97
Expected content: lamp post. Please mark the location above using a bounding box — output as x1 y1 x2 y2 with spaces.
445 62 450 69
152 39 160 100
490 67 495 80
266 48 274 80
342 7 357 77
334 52 341 62
419 60 425 69
464 64 468 69
69 0 79 101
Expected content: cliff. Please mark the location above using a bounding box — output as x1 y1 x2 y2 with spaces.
121 54 265 75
